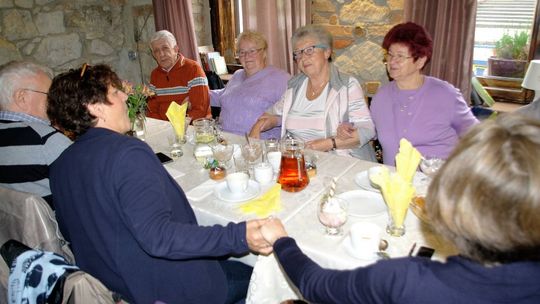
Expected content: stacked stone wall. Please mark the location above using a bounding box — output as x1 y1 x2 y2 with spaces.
0 0 211 84
312 0 404 88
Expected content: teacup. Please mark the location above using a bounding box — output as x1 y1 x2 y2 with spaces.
254 162 273 184
349 221 381 259
226 172 249 194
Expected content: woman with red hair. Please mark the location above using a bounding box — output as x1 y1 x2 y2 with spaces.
367 22 478 165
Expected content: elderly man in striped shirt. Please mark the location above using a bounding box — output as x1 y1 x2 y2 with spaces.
148 30 211 121
0 61 71 209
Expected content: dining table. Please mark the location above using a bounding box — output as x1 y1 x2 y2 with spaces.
143 118 458 303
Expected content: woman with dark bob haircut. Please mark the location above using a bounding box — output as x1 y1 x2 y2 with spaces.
46 64 272 303
367 22 478 165
258 114 540 303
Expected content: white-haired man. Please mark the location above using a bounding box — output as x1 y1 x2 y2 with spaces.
0 61 71 208
148 30 211 120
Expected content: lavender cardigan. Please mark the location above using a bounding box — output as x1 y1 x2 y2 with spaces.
210 66 290 139
370 76 478 165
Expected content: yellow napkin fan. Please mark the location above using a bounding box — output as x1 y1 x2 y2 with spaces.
395 138 422 184
239 184 282 217
165 102 188 140
370 138 421 227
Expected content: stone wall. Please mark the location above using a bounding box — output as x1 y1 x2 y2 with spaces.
0 0 212 84
312 0 404 88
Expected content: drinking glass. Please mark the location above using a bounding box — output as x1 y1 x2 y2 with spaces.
241 142 262 173
318 196 348 235
167 130 183 158
211 142 234 169
420 156 445 178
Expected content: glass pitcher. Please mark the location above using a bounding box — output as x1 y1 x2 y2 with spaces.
278 137 309 192
192 118 215 144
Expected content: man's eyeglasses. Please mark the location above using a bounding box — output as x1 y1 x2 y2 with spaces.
292 44 327 61
237 48 262 57
384 53 413 63
23 88 48 96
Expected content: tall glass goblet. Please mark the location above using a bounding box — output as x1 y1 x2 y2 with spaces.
420 156 445 178
211 142 234 169
318 196 348 236
241 142 262 175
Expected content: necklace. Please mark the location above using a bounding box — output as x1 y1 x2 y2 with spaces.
308 79 328 99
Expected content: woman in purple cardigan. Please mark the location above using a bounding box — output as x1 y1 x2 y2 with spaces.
368 22 478 165
260 114 540 303
210 30 290 139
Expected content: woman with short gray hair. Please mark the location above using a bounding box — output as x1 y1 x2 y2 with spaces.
250 25 375 160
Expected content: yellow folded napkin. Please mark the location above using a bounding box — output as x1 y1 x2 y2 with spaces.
165 102 188 140
239 184 282 217
395 138 422 184
370 166 415 227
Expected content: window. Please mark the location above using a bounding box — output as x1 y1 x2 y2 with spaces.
473 0 538 77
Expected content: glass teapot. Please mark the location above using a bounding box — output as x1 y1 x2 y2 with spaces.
278 137 309 192
192 118 215 144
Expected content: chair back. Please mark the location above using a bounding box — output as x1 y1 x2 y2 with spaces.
0 186 75 301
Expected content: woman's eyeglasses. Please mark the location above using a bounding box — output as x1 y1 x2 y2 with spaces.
237 48 262 58
384 53 413 63
292 44 327 61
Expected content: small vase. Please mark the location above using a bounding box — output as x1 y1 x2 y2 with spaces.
131 112 146 141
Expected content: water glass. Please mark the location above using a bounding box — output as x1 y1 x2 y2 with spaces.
167 131 183 158
420 156 444 177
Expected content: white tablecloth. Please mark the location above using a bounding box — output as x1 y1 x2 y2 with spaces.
144 118 457 303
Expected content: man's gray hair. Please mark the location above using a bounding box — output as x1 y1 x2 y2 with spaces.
0 61 52 110
150 30 178 48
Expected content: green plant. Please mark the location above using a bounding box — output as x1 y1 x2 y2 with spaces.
122 80 154 121
494 31 530 60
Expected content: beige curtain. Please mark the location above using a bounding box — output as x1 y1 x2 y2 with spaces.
404 0 477 103
242 0 311 74
152 0 200 62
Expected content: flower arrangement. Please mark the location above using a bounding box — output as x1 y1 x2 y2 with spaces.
122 80 155 121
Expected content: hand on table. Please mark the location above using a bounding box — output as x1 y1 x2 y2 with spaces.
246 218 273 255
260 218 288 246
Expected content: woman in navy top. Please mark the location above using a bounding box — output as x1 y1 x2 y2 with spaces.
261 114 540 303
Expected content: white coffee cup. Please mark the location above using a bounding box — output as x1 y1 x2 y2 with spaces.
254 162 273 184
226 172 249 194
267 151 282 175
349 222 381 259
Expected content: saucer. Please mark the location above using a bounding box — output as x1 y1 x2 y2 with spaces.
354 170 429 193
342 236 379 261
337 190 386 217
214 180 260 203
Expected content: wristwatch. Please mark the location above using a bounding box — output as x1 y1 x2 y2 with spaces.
331 137 337 150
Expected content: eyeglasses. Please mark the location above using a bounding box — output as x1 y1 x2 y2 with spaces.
237 48 262 57
292 44 327 60
23 88 48 96
384 53 413 63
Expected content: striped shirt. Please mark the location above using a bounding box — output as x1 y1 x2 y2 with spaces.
0 111 72 208
148 54 211 120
